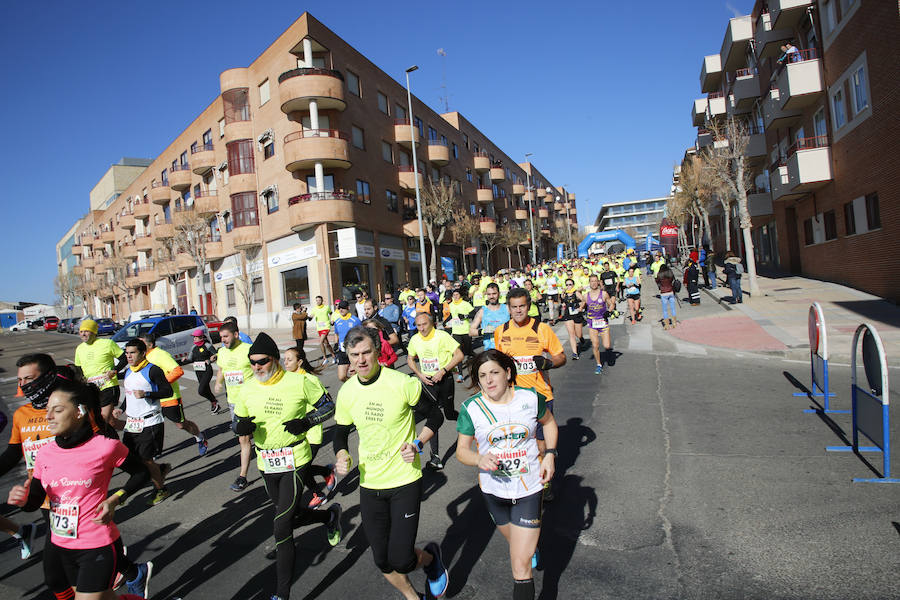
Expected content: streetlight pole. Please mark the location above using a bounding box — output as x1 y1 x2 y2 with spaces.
405 65 428 287
524 153 537 266
553 188 574 258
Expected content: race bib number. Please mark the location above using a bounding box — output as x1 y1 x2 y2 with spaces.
260 447 295 473
50 503 79 539
125 416 145 433
421 357 441 374
514 356 537 374
627 286 639 295
481 325 496 334
603 278 614 286
224 370 244 386
22 437 55 470
448 318 462 328
87 374 109 387
492 449 530 478
193 361 207 372
592 318 608 329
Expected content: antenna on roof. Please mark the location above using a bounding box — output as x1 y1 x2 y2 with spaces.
437 48 449 113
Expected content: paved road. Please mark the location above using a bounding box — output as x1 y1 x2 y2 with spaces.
1 300 899 599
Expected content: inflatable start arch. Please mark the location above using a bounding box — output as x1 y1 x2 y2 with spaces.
577 230 637 257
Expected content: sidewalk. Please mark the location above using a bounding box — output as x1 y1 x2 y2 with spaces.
669 270 900 366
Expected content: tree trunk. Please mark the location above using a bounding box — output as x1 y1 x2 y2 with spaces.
735 163 760 297
506 247 512 269
720 200 732 251
699 205 712 248
516 244 522 268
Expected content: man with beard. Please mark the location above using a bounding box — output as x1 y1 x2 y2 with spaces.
468 283 510 351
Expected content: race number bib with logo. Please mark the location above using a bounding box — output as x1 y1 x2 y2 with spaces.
421 357 441 374
491 448 530 478
603 278 614 286
514 356 537 374
481 325 496 335
87 374 109 387
22 437 55 470
448 318 462 328
125 417 145 433
592 318 608 329
50 502 79 539
224 370 244 386
260 447 295 473
193 361 207 372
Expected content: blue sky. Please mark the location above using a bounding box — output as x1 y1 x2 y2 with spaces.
0 0 751 303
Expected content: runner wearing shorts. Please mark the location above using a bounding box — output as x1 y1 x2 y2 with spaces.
585 274 613 375
214 322 255 492
468 283 510 351
73 319 127 426
311 296 335 365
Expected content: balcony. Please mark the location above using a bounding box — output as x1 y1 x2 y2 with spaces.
191 144 217 174
553 201 564 212
288 192 359 231
135 234 154 250
231 225 262 249
536 188 547 198
771 0 813 30
81 237 93 247
523 190 535 203
706 92 727 120
761 88 801 130
101 230 116 243
394 119 420 147
118 214 135 230
697 128 712 149
120 244 137 259
169 164 192 191
755 12 792 59
786 136 833 194
155 223 175 239
402 218 421 238
71 244 82 254
133 200 152 218
278 67 346 114
540 226 551 236
538 208 549 218
476 186 494 203
570 205 577 215
489 167 505 182
126 273 141 289
700 54 723 93
515 209 528 220
775 49 824 110
72 265 84 276
205 240 225 260
720 15 753 72
744 126 767 160
747 190 774 217
150 182 171 205
397 166 424 193
512 183 525 196
692 98 708 126
194 192 219 216
426 139 450 166
731 68 760 109
473 152 490 172
479 218 497 234
284 129 352 171
138 267 159 285
176 253 195 271
81 256 95 269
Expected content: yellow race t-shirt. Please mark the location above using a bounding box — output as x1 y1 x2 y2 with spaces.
146 346 182 407
74 338 124 390
447 300 474 335
407 329 459 375
311 304 333 329
217 341 253 404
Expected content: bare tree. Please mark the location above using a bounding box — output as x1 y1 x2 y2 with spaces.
105 255 135 317
234 247 262 334
705 116 760 296
419 179 460 282
675 154 718 249
497 224 527 269
172 208 217 313
480 229 503 272
449 212 480 275
54 272 82 319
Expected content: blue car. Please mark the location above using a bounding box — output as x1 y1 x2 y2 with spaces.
95 318 118 336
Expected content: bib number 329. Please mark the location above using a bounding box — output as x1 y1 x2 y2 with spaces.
50 503 79 539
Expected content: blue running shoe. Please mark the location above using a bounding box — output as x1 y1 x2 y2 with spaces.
126 561 153 598
532 549 540 569
17 523 36 560
595 364 603 375
424 541 449 598
198 435 208 456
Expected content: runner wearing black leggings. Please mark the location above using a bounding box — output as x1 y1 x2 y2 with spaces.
189 328 221 414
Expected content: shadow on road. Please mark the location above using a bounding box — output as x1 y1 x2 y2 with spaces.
441 485 496 597
539 474 597 600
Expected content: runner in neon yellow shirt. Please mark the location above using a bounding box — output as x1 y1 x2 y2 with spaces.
74 319 126 425
310 295 335 366
214 322 254 492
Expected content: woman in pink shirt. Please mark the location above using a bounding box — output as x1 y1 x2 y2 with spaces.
7 379 153 599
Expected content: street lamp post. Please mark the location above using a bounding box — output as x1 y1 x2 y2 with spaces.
524 153 537 266
405 65 428 286
551 188 574 258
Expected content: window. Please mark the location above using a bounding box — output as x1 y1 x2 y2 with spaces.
202 129 212 146
230 191 258 227
432 167 440 181
222 88 250 123
382 141 393 163
821 0 836 34
832 89 846 128
346 70 360 96
264 190 278 214
226 284 236 307
263 141 275 159
473 142 479 153
224 212 233 232
428 126 438 141
395 104 406 120
813 108 827 138
190 141 198 154
414 117 424 138
252 277 264 303
865 193 880 230
356 180 371 204
452 143 458 158
218 119 225 138
171 159 178 171
386 190 398 212
193 183 201 198
844 201 856 235
160 169 168 186
852 67 868 114
377 92 389 115
282 266 309 306
823 210 837 240
226 139 255 174
352 125 365 149
258 79 270 106
803 218 814 245
466 168 472 182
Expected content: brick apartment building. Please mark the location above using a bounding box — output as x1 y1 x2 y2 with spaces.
59 12 578 326
686 0 898 302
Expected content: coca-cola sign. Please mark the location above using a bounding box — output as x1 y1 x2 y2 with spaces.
660 224 678 237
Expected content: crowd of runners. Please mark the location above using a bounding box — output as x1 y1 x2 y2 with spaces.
3 248 669 600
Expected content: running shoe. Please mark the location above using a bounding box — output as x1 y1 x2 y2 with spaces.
230 476 248 492
423 541 449 598
113 546 128 589
126 561 153 598
324 464 337 493
197 436 208 457
428 454 444 470
307 493 327 509
595 365 603 375
454 373 463 383
148 487 170 506
571 353 579 361
532 549 540 569
326 503 343 547
270 596 285 600
210 402 221 414
17 523 36 560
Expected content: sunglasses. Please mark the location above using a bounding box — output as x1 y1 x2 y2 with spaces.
248 357 272 366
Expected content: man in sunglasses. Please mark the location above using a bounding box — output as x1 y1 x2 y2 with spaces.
378 292 401 334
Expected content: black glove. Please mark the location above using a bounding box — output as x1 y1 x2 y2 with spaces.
533 355 553 371
284 417 312 436
234 416 257 436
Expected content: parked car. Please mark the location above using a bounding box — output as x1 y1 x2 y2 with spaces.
9 320 29 331
43 317 59 331
58 318 72 333
112 315 207 363
95 318 118 336
126 310 167 324
200 314 224 343
30 318 45 329
69 317 83 333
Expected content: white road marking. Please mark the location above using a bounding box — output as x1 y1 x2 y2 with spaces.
675 342 707 355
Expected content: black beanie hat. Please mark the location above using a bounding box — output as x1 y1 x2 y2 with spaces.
249 332 279 360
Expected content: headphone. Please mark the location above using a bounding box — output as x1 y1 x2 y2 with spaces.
77 405 86 417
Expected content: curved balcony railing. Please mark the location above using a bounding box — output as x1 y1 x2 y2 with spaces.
191 143 214 154
288 191 357 204
278 67 344 84
283 129 350 144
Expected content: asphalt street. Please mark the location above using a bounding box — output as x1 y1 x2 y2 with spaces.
1 295 899 599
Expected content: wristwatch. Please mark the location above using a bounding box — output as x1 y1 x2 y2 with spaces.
544 448 559 457
412 439 424 453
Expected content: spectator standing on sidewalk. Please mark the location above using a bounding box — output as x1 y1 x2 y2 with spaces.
655 265 678 329
699 246 710 288
684 259 701 306
723 251 744 304
705 246 717 289
292 303 309 349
